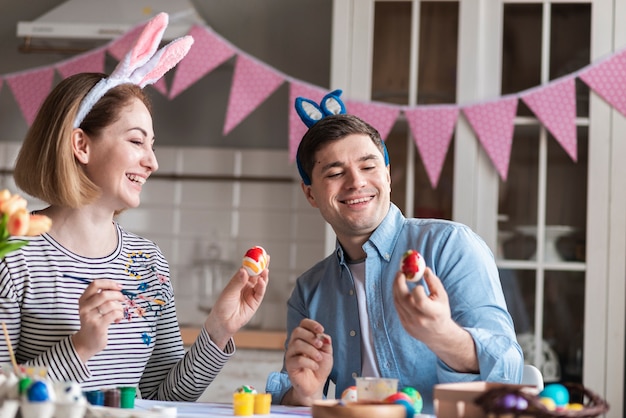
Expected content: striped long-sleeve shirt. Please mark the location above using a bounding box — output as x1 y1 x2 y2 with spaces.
0 222 234 401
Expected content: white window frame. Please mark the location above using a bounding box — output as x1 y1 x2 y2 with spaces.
331 0 626 412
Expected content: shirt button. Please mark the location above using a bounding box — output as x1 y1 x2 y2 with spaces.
349 330 356 337
349 289 354 296
352 372 358 378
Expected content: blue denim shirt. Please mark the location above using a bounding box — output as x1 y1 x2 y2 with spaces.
265 204 523 414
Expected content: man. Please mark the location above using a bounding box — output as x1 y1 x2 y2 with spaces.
265 94 523 414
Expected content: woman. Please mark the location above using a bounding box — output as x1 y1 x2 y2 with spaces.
0 72 269 401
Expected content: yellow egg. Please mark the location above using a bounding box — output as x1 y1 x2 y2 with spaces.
567 403 585 411
539 397 556 411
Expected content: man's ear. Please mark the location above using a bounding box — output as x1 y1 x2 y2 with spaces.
301 182 318 208
386 164 392 192
71 128 89 164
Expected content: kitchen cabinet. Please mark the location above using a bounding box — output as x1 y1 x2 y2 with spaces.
332 0 626 413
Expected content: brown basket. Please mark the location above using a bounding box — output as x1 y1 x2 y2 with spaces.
474 383 609 418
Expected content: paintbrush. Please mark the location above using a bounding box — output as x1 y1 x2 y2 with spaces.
2 322 19 374
63 274 137 297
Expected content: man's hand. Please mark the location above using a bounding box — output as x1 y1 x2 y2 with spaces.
282 318 333 406
393 268 479 373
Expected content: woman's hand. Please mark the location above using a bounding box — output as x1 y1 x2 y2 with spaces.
204 256 270 349
71 279 126 363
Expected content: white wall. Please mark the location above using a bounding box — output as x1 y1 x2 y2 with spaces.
0 142 328 331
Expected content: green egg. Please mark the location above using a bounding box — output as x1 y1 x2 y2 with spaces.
400 387 423 414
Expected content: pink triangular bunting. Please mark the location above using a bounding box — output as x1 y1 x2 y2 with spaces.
6 68 55 126
169 25 235 99
521 76 577 161
579 49 626 117
462 96 518 180
223 55 285 135
288 82 328 162
56 49 106 79
345 100 400 141
405 105 459 188
108 24 146 61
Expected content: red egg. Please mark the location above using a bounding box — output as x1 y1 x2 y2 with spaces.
340 386 358 403
242 246 268 276
383 392 413 404
400 250 426 282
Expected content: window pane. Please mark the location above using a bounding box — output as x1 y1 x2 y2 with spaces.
550 4 591 117
372 1 412 105
500 268 535 335
498 125 540 261
502 4 542 117
545 128 587 262
417 1 458 105
543 271 585 383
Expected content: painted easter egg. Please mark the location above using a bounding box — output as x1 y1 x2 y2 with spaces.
340 386 357 403
539 383 569 407
242 246 268 277
400 387 423 413
235 385 258 394
26 381 50 402
400 250 426 282
54 381 86 405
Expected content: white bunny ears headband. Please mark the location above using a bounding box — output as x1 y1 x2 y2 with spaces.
73 12 194 128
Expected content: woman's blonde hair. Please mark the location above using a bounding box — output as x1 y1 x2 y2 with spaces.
14 73 152 208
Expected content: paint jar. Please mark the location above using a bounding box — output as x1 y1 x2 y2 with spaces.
254 393 271 414
119 386 136 408
233 392 254 416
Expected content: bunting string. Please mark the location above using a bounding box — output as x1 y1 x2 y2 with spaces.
2 18 626 188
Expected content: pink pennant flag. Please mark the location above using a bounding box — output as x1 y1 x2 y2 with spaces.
288 82 328 162
6 67 55 126
56 49 106 79
579 49 626 117
521 76 577 161
462 96 518 180
345 100 400 141
223 55 285 135
108 24 146 61
405 105 459 188
150 77 168 96
169 26 236 99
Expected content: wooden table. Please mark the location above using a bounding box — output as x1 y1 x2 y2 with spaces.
180 327 286 350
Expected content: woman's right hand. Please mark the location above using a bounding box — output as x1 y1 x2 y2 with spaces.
71 279 126 363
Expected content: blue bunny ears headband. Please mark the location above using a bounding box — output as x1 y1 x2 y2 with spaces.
294 89 389 185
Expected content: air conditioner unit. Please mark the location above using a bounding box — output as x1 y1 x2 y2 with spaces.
17 0 205 52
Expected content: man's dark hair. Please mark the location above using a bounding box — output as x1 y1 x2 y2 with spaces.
296 114 387 185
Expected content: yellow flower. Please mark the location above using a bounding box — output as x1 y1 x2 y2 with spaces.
0 189 52 259
7 208 29 236
26 214 52 236
0 194 27 217
0 189 11 203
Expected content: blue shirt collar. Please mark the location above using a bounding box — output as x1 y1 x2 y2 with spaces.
334 203 404 264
